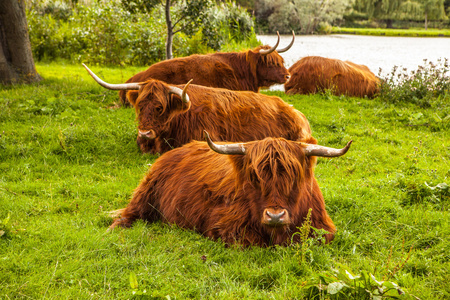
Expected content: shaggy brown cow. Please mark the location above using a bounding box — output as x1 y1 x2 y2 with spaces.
109 131 352 247
118 32 295 105
83 64 311 154
284 56 381 98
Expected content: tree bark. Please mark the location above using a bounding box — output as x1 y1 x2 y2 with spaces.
385 19 393 28
165 0 173 60
424 12 428 30
0 0 41 84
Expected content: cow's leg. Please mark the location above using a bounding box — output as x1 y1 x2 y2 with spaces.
109 176 160 230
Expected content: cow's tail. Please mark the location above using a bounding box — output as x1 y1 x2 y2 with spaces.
107 208 131 231
108 208 125 219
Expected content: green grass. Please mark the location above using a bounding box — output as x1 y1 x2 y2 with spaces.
1 63 449 299
332 27 450 37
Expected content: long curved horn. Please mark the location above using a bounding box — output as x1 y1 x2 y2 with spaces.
259 31 280 55
168 79 192 103
204 131 246 155
82 63 141 90
301 140 353 157
277 31 295 53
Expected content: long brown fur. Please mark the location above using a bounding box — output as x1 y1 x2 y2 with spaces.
119 46 289 105
132 79 311 154
285 56 380 98
110 137 337 247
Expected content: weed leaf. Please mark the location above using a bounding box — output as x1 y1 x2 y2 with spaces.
129 272 138 289
327 281 345 294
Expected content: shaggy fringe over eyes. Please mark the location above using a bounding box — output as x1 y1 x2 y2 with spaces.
242 138 305 197
134 80 190 130
135 80 170 116
246 46 285 66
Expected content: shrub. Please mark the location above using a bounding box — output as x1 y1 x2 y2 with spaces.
27 3 166 65
379 58 450 108
27 0 257 65
201 1 255 51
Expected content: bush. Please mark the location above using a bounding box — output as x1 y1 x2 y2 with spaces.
379 58 450 108
201 1 255 51
27 0 257 65
28 4 166 65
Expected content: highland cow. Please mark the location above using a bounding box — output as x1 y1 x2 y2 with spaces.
118 32 295 105
285 56 380 98
83 63 311 154
109 131 352 247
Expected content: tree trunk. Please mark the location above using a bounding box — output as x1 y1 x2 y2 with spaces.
385 19 393 28
0 0 42 84
424 12 428 30
165 0 173 60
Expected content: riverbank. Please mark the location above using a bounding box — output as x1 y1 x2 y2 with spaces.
332 27 450 37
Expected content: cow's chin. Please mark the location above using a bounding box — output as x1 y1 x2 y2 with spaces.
261 224 292 246
262 222 290 229
136 136 156 154
262 78 287 88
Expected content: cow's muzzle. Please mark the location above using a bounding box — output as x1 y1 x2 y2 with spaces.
138 129 156 140
262 208 290 226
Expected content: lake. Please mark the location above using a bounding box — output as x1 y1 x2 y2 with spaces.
257 34 450 90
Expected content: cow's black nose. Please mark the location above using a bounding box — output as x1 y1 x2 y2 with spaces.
263 208 289 226
266 210 285 223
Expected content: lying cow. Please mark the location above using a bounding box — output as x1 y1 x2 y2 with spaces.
118 32 295 105
109 131 352 247
284 56 380 98
83 64 311 154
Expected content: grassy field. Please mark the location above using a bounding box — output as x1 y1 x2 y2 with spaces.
332 27 450 37
1 62 449 299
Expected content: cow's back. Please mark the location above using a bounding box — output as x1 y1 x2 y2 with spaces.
151 85 313 153
120 55 243 103
285 56 380 97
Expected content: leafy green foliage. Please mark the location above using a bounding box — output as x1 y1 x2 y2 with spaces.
305 264 412 299
26 1 257 65
353 0 448 28
379 58 450 125
27 4 166 65
202 1 255 50
255 0 352 34
121 0 159 14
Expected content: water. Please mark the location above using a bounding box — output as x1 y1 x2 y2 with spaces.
258 34 450 90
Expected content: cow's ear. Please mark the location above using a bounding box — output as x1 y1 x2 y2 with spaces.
246 48 260 61
126 91 139 106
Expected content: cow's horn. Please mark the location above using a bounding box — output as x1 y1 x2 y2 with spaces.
259 31 280 55
204 131 246 155
168 79 192 103
82 63 141 90
277 31 295 53
302 140 353 157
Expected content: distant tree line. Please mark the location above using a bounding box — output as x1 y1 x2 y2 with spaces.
237 0 450 33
